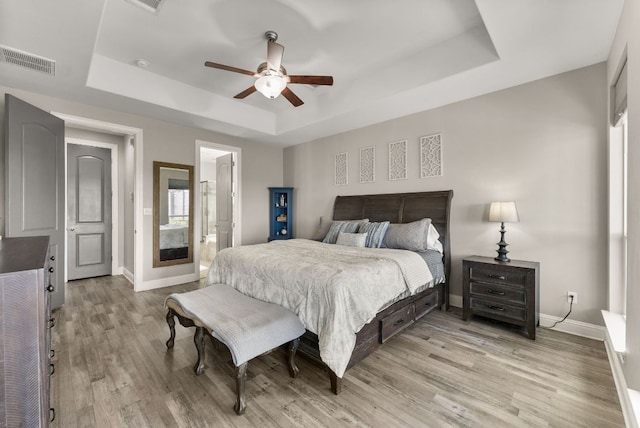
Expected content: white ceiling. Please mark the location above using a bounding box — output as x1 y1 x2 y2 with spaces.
0 0 623 147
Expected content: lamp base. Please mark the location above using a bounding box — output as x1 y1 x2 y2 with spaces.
495 222 511 263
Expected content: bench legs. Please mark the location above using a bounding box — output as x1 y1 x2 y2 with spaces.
234 363 248 415
193 327 206 375
165 308 302 415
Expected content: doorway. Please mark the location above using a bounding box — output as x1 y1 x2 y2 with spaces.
197 142 240 277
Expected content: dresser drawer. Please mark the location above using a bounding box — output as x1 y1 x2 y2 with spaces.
380 304 415 344
470 297 526 322
469 265 527 286
469 282 526 306
415 291 438 319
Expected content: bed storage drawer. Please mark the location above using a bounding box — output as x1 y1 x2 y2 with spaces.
415 290 438 319
380 304 415 344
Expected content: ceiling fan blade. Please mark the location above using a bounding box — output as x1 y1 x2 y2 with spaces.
205 61 256 76
267 41 284 72
287 75 334 86
281 87 304 107
234 86 257 99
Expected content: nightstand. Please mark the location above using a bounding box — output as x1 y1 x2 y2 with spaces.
462 256 540 339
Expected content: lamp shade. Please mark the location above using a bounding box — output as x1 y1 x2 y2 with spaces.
488 201 519 223
254 74 286 99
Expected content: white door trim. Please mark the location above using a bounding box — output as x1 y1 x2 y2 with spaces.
65 137 119 279
52 112 144 290
195 139 242 278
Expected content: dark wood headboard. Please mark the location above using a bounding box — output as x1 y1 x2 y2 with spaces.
332 190 454 304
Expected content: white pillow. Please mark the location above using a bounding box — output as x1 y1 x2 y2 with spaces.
383 219 430 251
426 223 443 253
336 232 367 247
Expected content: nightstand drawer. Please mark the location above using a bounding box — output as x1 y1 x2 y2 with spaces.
469 282 526 306
469 266 527 286
470 297 526 322
380 304 415 344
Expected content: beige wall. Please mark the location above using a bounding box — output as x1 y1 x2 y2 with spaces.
608 0 640 390
0 85 283 284
285 63 607 326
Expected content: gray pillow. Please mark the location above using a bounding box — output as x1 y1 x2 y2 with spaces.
383 218 430 251
336 232 367 247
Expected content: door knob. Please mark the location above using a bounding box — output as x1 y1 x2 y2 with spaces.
69 227 75 231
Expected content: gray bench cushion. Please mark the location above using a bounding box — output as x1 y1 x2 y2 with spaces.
165 284 305 366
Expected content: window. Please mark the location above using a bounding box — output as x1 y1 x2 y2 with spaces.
168 179 189 225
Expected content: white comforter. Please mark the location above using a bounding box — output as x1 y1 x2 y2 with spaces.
205 239 433 377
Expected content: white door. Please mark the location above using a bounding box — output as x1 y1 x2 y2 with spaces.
216 153 233 252
67 143 112 280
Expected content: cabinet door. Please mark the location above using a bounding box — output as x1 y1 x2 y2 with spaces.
5 94 65 309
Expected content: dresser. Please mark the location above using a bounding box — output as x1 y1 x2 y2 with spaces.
0 236 55 426
462 255 539 339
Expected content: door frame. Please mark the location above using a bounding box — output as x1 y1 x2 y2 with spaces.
195 139 241 276
52 112 144 290
65 138 118 281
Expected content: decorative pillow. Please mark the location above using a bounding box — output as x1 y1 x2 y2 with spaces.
358 221 390 248
336 232 367 247
322 219 369 244
382 218 430 251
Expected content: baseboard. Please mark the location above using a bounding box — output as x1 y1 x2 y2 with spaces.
137 272 199 292
539 313 605 340
449 294 462 308
122 267 134 285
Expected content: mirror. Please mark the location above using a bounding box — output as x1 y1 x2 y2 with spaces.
153 161 194 267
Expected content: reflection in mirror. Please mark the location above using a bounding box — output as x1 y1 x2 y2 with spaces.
153 161 194 267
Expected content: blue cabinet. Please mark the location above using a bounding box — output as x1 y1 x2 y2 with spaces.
268 187 293 241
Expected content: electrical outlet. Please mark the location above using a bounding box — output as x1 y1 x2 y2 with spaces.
567 291 578 304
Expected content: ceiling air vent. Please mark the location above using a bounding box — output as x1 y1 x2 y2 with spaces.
0 45 56 75
124 0 166 15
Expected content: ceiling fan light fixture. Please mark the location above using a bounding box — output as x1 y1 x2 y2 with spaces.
254 74 286 99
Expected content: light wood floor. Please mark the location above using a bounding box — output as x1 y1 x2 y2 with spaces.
50 275 624 427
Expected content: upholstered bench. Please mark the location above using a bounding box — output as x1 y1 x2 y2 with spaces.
164 284 306 415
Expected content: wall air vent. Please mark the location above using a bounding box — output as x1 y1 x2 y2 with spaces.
0 45 56 75
124 0 166 15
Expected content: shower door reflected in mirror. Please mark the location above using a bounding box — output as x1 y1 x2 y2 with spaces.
200 181 217 266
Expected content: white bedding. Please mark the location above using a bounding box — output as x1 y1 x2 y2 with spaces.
205 238 434 377
159 224 189 249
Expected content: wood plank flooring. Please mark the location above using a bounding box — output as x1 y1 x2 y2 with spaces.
50 276 624 427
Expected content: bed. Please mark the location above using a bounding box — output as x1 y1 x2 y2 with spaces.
206 190 453 394
159 224 189 261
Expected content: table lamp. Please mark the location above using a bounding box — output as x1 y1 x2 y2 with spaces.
488 201 519 262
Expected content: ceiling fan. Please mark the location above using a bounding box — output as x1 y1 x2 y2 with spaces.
204 31 333 107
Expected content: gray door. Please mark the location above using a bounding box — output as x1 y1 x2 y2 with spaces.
216 153 233 252
5 94 65 308
67 143 112 280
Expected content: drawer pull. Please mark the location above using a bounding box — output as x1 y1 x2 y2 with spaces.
50 349 55 359
50 408 56 423
393 318 405 326
49 266 55 273
423 301 432 307
487 304 505 311
46 284 55 293
487 274 505 280
49 317 55 328
487 289 505 296
50 363 55 376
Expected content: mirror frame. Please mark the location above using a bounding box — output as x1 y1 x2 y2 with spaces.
153 161 194 267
